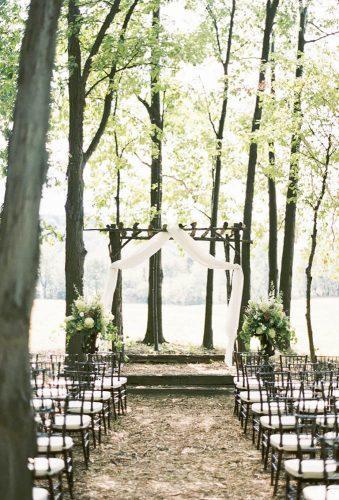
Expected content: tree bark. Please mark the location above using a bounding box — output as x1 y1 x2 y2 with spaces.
143 3 165 346
241 0 279 321
268 170 278 294
267 34 278 295
65 0 138 354
203 0 236 349
112 169 123 339
0 1 61 497
305 137 331 363
66 0 86 355
279 0 307 317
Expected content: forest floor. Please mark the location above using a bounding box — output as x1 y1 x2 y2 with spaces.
73 394 281 500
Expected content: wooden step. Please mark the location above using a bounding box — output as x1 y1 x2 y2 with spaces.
126 354 225 364
128 385 233 396
124 374 233 387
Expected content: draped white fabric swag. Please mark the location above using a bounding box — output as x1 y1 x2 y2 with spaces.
102 225 243 365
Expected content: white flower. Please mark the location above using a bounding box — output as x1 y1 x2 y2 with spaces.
65 315 73 322
106 313 115 321
79 312 84 317
75 299 86 312
268 329 276 339
76 324 83 331
84 317 95 329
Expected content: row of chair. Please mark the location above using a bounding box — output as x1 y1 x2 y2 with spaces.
30 351 127 499
233 352 339 499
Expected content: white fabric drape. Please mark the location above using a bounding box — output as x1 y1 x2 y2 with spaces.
102 225 243 365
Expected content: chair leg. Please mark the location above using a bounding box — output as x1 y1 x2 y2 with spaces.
273 450 282 496
270 449 275 486
296 479 302 500
80 429 89 469
107 400 112 428
263 433 271 471
63 449 74 499
124 385 127 411
91 417 97 448
244 404 250 434
111 390 117 420
102 408 107 434
256 422 262 449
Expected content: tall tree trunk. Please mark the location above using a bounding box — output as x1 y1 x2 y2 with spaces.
65 0 138 354
268 172 278 294
111 168 123 339
268 34 278 295
66 0 86 355
305 137 331 363
143 3 165 346
0 1 61 497
279 0 307 317
203 0 236 349
241 0 279 321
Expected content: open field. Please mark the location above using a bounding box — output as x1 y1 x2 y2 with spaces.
30 297 338 355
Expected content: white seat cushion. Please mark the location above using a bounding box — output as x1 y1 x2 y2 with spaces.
83 390 111 402
33 487 49 500
37 435 73 452
236 377 259 390
303 485 339 500
270 433 316 451
32 398 53 410
323 431 339 442
53 414 91 430
316 415 339 428
67 400 103 414
36 388 68 399
95 377 127 389
252 402 287 415
321 388 339 398
239 391 267 403
285 459 337 479
29 457 64 477
289 389 314 399
294 400 326 413
260 415 296 429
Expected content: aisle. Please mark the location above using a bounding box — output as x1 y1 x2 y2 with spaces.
74 395 272 499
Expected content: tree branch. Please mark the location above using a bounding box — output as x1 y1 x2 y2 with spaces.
85 72 110 97
82 0 121 85
83 0 139 163
206 2 223 61
305 30 339 44
137 95 151 116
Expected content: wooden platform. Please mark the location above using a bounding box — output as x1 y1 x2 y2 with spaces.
126 353 225 364
123 362 234 395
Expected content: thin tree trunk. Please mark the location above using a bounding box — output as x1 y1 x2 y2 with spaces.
203 0 236 349
112 168 123 339
268 34 278 295
305 137 331 363
279 0 307 317
268 171 278 294
143 3 165 345
66 0 86 355
241 0 279 321
0 1 61 497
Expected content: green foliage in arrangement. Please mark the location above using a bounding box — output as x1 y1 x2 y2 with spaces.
65 295 121 352
240 292 296 353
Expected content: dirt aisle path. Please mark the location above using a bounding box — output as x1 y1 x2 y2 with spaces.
75 395 272 500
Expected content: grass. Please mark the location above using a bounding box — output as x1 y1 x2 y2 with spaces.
29 297 339 356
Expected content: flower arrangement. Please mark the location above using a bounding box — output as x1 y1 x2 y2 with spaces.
240 293 295 356
65 295 119 354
